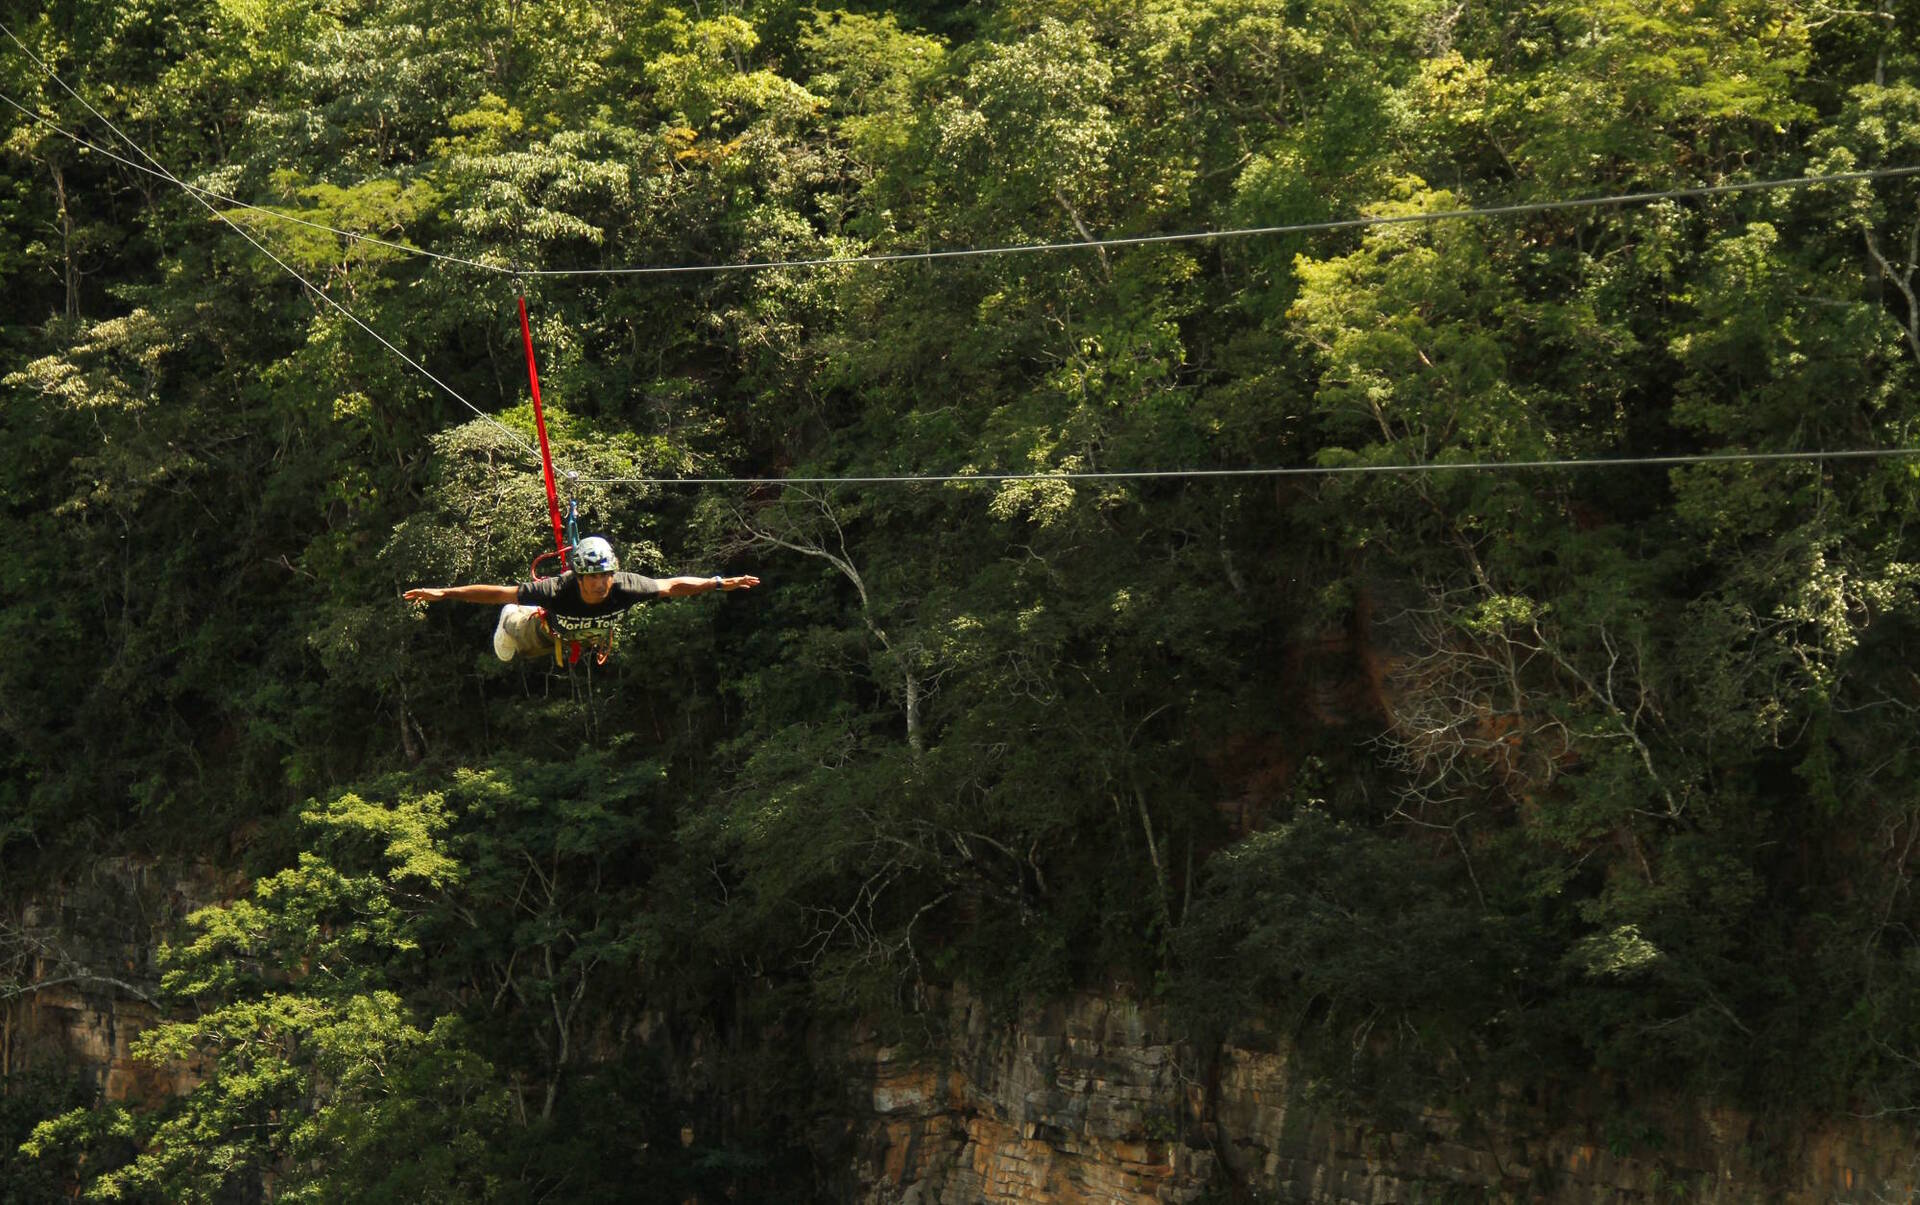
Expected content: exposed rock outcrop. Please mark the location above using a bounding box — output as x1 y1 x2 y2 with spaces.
850 987 1920 1204
9 866 1919 1202
2 857 230 1104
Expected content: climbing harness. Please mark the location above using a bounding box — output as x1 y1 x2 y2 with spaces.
516 290 613 667
529 497 582 582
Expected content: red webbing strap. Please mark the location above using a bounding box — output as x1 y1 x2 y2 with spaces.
517 294 567 564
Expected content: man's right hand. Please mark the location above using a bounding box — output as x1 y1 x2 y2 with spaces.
404 584 519 605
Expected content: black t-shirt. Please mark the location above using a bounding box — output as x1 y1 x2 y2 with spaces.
517 572 664 637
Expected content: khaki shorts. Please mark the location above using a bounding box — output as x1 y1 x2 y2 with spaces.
493 605 557 662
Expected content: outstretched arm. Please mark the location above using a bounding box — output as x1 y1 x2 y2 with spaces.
657 574 761 599
404 584 519 605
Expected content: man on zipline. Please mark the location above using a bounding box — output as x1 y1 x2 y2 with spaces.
404 536 760 662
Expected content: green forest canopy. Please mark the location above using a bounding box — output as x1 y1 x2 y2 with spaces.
7 0 1920 1198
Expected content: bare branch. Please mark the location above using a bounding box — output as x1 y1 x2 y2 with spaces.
1864 224 1920 365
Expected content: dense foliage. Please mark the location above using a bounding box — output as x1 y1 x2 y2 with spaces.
7 0 1920 1196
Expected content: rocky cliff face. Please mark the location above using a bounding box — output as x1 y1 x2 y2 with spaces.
9 866 1919 1203
2 858 227 1105
847 987 1919 1204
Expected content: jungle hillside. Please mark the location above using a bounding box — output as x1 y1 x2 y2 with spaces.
7 0 1920 1199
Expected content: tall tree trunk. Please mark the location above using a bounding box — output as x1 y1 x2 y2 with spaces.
52 164 79 321
903 667 922 757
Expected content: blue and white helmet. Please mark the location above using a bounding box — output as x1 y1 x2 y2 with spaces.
572 536 620 574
